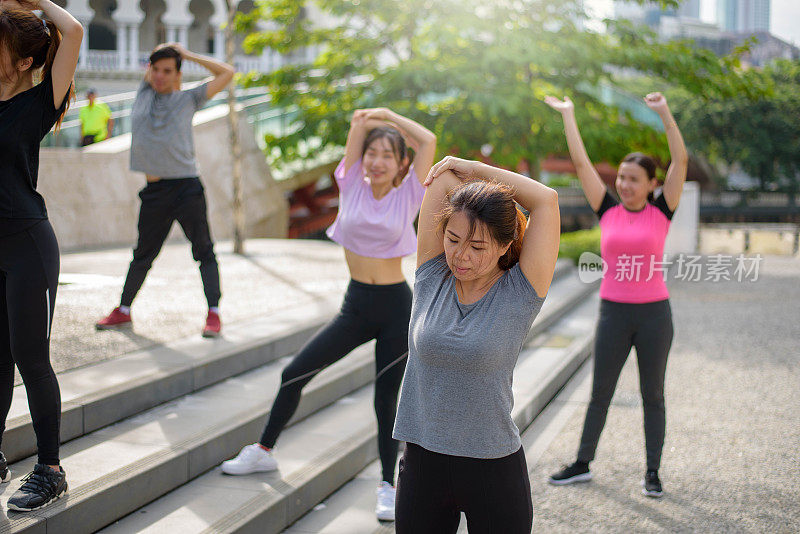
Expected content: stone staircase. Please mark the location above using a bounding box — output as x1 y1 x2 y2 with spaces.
0 259 598 534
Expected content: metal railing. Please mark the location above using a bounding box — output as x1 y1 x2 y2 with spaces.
43 86 275 149
80 50 286 74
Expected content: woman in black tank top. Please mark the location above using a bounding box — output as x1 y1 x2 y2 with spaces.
0 0 82 512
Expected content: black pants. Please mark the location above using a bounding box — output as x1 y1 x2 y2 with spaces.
396 443 533 533
577 299 674 471
0 221 61 465
259 280 411 484
120 178 221 308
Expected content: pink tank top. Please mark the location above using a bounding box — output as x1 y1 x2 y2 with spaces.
326 157 426 259
596 190 674 303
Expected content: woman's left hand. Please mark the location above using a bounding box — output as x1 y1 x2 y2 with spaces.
424 156 479 186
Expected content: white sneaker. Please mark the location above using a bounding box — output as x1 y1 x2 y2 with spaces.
375 481 396 521
220 444 278 475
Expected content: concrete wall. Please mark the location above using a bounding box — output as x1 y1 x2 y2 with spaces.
39 102 288 251
665 181 699 255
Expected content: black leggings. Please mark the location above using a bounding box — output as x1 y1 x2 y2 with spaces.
121 178 221 308
396 443 533 534
578 298 673 471
259 279 411 484
0 221 61 465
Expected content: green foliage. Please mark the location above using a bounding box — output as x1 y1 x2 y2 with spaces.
236 0 767 173
672 59 800 192
545 174 579 188
559 227 601 266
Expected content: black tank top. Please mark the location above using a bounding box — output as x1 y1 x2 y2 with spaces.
0 73 68 237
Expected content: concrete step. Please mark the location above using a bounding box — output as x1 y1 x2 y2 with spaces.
0 262 582 533
106 291 600 534
0 338 378 534
4 258 572 466
2 302 339 464
282 293 600 534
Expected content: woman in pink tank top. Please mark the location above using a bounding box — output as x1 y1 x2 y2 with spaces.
219 107 436 522
544 92 688 498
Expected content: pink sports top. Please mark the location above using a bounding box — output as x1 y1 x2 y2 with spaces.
326 157 426 259
596 190 675 303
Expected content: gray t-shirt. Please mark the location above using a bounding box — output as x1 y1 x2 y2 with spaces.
129 81 208 178
393 253 546 459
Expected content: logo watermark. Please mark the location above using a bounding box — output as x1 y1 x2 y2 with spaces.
577 253 763 283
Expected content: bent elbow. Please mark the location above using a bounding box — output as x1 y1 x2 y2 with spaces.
64 21 84 39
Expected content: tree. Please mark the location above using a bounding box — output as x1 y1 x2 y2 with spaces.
226 0 246 254
234 0 766 177
673 59 800 194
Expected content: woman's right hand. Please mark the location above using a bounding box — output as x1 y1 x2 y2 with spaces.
544 95 574 114
424 156 479 186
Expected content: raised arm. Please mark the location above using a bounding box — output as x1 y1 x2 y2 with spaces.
544 96 607 212
645 92 687 212
362 108 437 182
170 44 234 100
343 109 373 173
426 157 561 296
35 0 83 109
415 168 461 268
345 108 437 179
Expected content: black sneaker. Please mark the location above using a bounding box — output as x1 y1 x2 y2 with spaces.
642 469 663 498
0 451 9 483
7 464 68 512
548 461 592 485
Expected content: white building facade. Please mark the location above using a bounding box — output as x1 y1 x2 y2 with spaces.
58 0 318 75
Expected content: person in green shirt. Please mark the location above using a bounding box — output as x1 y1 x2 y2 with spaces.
79 88 113 146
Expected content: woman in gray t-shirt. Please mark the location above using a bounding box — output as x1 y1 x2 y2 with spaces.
393 156 560 533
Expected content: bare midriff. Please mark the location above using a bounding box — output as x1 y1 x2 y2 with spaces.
146 174 161 183
344 249 407 285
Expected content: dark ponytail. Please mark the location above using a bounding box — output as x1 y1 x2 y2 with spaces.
498 207 527 270
0 9 74 130
437 181 527 271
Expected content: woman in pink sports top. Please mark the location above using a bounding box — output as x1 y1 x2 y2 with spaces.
544 92 688 498
220 107 436 522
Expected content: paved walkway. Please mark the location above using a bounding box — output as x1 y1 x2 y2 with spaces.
529 255 799 532
48 238 415 378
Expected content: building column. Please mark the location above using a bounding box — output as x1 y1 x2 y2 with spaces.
177 25 189 47
128 23 140 69
78 17 91 68
214 29 225 60
116 22 128 70
165 25 178 43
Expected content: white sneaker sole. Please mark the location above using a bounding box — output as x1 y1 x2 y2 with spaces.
0 469 11 483
7 488 68 512
548 471 593 485
641 480 663 498
376 510 395 521
220 462 278 475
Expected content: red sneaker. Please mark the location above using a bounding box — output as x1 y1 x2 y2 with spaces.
202 311 221 338
96 307 132 330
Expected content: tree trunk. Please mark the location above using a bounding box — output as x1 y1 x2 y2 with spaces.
225 0 246 255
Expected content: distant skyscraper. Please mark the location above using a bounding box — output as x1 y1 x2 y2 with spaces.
717 0 771 32
678 0 701 19
614 0 701 25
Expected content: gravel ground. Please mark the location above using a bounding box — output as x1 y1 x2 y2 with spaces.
530 255 800 533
